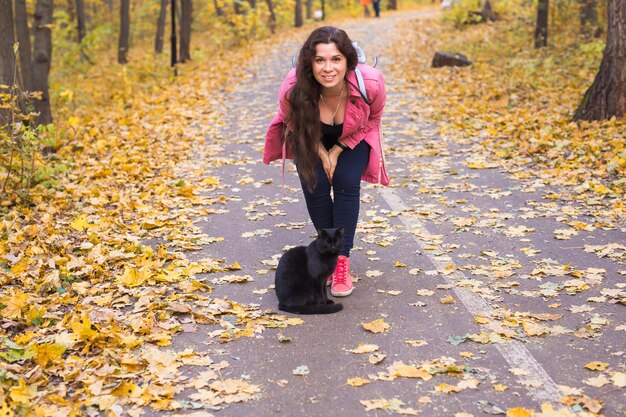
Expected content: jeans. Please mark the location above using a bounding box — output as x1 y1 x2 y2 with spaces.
298 140 370 257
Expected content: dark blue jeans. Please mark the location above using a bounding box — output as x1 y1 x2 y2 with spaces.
298 141 370 257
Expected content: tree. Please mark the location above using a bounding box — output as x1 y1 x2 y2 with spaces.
156 0 168 53
481 0 496 22
579 0 598 35
574 0 626 121
265 0 276 32
75 0 86 43
295 0 303 27
306 0 312 20
32 0 53 125
118 0 129 64
534 0 548 48
179 0 191 62
212 0 224 16
388 0 397 10
0 0 16 125
14 0 33 91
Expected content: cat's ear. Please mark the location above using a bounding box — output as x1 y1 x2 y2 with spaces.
337 227 345 237
317 229 327 238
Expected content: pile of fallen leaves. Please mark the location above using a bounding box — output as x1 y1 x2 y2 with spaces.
0 37 302 415
389 1 625 200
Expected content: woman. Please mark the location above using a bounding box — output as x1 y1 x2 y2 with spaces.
264 26 389 297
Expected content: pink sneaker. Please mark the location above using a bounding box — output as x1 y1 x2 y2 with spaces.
331 256 353 297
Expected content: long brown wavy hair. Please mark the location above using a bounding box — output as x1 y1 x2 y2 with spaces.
285 26 358 191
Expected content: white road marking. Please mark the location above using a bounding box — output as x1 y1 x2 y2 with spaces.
380 188 562 403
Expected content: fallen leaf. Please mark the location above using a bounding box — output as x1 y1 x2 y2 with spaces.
292 365 310 376
506 408 532 417
369 352 387 365
347 343 379 354
347 377 370 387
585 361 609 371
362 318 390 334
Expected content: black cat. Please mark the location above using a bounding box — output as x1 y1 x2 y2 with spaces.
275 228 345 314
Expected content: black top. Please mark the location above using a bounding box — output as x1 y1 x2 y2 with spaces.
321 123 343 151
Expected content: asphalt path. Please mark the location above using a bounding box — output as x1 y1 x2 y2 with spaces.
163 9 625 417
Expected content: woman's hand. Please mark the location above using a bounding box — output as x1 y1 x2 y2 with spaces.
327 145 342 182
318 146 333 183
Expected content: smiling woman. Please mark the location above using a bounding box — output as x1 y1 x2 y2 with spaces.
264 26 389 300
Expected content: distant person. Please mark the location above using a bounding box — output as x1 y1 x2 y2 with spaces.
264 26 389 298
372 0 381 17
360 0 372 17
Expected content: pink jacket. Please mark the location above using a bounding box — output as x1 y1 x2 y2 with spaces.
263 64 389 186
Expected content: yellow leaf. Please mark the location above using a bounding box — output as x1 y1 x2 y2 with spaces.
394 261 407 267
584 361 609 371
25 305 46 325
506 408 532 417
70 216 90 231
0 290 29 319
360 399 390 411
347 343 379 354
33 343 66 367
362 318 390 334
117 266 150 287
440 295 456 304
67 115 79 127
202 176 220 186
474 316 490 324
71 315 99 341
494 383 508 392
522 320 549 337
59 89 74 101
9 378 37 404
405 340 428 347
0 401 13 417
435 383 461 394
347 377 371 387
112 381 140 397
390 363 432 381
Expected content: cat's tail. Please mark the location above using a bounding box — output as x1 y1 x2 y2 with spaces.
279 303 343 315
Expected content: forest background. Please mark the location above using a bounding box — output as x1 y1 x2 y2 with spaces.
0 0 625 415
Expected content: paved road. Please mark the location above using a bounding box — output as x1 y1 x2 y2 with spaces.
164 9 625 417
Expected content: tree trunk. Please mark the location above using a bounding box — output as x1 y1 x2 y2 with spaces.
75 0 86 42
388 0 397 11
534 0 549 48
233 0 242 15
179 0 191 62
306 0 312 20
118 0 129 64
32 0 53 125
14 0 33 91
574 0 626 121
212 0 224 16
481 0 496 21
0 0 16 126
248 0 256 8
294 0 303 27
156 0 167 53
579 0 598 34
264 0 276 33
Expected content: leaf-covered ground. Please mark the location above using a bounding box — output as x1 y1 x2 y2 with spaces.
1 3 625 417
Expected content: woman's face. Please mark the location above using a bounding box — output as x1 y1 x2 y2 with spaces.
312 42 347 94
